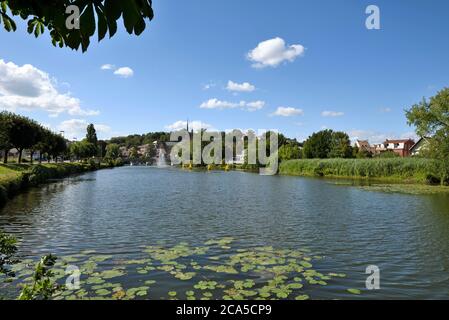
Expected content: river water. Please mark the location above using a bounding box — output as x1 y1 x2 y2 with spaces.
1 166 448 299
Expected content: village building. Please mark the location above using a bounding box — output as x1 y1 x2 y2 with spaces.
410 137 431 156
355 140 374 153
381 139 415 157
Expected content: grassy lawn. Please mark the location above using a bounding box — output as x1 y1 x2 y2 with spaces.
0 164 22 183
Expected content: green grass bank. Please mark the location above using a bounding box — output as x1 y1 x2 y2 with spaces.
279 158 444 184
0 161 122 208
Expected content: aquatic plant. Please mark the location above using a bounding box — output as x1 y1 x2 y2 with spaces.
2 237 359 300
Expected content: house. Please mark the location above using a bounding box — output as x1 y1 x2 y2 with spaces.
355 140 373 153
382 139 415 157
372 143 385 155
410 137 431 156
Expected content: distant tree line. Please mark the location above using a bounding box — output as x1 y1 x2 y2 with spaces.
108 132 171 148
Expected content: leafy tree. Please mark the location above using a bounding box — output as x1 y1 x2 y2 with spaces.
278 144 301 161
86 124 98 145
302 130 333 159
105 143 120 159
329 131 352 158
97 140 107 158
0 111 13 163
8 115 41 163
303 129 353 159
406 87 449 184
49 134 68 162
0 0 154 52
69 140 96 160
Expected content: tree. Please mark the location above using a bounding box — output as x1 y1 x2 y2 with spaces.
86 124 98 145
0 0 154 52
329 131 352 158
97 140 107 158
105 143 120 159
302 129 353 159
0 111 13 163
8 115 41 163
69 140 96 160
49 135 68 162
302 130 333 159
406 87 449 184
278 144 301 161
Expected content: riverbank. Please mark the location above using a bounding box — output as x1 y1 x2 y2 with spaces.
0 161 122 207
279 158 444 184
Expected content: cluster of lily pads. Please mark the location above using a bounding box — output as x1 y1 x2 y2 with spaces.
2 237 361 300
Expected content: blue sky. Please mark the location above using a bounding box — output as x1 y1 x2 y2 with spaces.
0 0 448 143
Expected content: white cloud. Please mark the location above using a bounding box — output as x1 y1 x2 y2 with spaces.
165 120 214 132
200 98 238 110
226 80 256 92
202 82 216 90
0 59 99 117
199 98 265 112
321 110 344 117
245 100 265 111
100 64 115 70
271 106 304 117
57 119 111 140
113 67 134 78
379 107 392 113
247 37 305 68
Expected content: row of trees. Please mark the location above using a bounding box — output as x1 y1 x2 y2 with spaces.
0 111 66 164
0 112 114 164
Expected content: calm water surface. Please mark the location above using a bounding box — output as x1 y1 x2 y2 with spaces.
1 166 449 299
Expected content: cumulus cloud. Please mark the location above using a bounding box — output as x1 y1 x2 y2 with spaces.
271 106 304 117
245 100 265 111
100 64 115 70
247 37 305 68
199 98 265 112
101 64 134 78
226 80 256 92
0 59 99 117
321 110 344 117
113 67 134 78
57 119 111 140
165 120 214 132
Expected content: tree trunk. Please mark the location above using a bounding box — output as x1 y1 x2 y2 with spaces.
30 151 34 164
18 149 23 163
39 152 42 164
3 149 7 164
